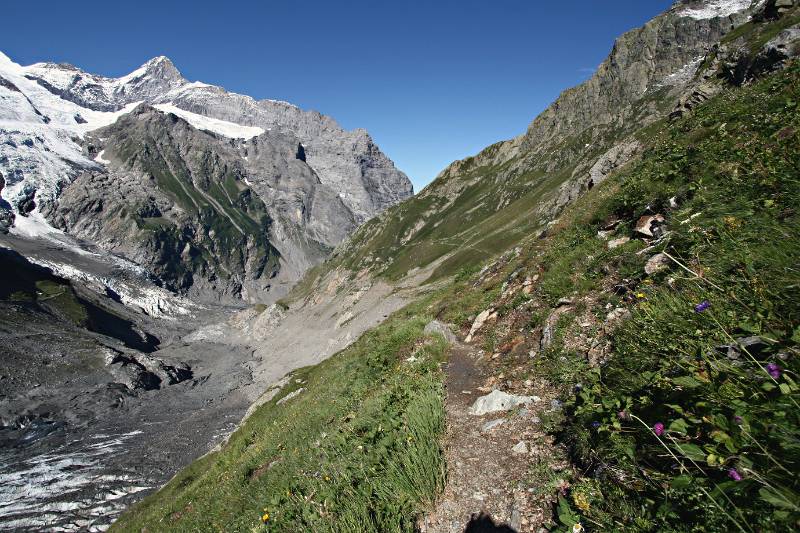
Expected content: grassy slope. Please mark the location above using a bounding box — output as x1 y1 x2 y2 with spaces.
113 298 449 532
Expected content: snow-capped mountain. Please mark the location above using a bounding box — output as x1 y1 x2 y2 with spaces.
0 52 413 302
0 52 411 226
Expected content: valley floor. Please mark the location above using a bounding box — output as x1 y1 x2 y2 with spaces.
0 231 418 532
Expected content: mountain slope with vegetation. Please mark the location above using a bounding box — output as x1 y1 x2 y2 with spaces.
113 2 800 531
294 0 761 289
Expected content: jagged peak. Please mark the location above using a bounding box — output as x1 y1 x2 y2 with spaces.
120 55 184 85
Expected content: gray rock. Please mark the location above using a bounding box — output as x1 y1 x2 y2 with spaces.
645 253 670 275
605 307 631 324
469 390 539 416
608 236 630 249
481 418 507 432
511 441 528 454
551 140 641 213
423 320 457 344
510 506 522 531
752 25 800 76
276 387 305 406
736 336 770 355
465 308 496 343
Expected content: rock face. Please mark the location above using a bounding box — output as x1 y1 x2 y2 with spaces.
0 51 412 302
43 105 356 302
0 172 13 233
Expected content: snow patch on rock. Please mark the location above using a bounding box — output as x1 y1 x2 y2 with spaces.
94 149 110 165
153 103 264 139
678 0 752 20
657 56 704 87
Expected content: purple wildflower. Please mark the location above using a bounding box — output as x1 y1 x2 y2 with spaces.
766 362 782 380
694 300 711 313
733 415 744 425
728 468 742 481
591 421 601 429
653 422 665 436
618 410 629 421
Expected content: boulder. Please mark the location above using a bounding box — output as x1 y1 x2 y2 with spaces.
465 308 497 343
104 348 192 391
608 236 630 249
645 253 670 275
423 320 457 344
635 214 666 237
469 389 539 416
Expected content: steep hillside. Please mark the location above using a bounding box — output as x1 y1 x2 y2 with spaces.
297 0 797 291
113 2 800 532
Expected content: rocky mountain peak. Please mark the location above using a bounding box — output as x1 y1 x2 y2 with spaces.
114 55 186 104
126 55 184 85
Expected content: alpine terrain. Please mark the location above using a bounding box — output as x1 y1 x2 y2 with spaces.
2 0 800 532
0 47 411 531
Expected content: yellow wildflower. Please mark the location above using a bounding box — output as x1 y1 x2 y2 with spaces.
572 491 591 512
261 512 270 522
636 292 646 299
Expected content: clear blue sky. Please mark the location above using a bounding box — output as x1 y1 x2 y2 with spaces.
3 0 673 190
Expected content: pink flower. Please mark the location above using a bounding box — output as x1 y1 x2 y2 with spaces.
728 468 742 481
653 422 665 436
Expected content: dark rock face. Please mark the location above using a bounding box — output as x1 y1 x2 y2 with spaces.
0 172 13 233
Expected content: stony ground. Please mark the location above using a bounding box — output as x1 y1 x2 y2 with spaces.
420 341 568 533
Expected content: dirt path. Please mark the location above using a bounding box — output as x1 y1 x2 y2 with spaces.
420 343 566 533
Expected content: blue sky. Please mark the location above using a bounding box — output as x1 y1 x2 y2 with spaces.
3 0 672 190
